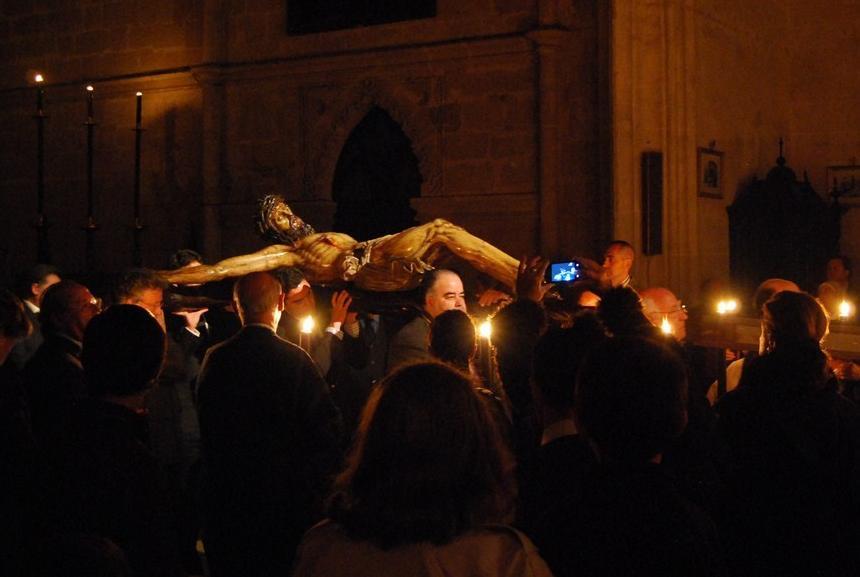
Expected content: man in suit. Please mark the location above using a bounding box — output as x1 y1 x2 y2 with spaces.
8 264 61 369
23 280 100 439
386 269 467 371
197 271 343 577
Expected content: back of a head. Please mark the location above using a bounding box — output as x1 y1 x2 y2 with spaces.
491 299 547 393
331 361 514 548
533 312 608 412
233 272 282 322
429 309 476 370
0 288 31 340
16 263 60 299
576 336 688 464
114 268 165 303
82 305 165 398
273 267 306 292
39 280 86 334
598 286 655 338
168 249 202 270
763 291 829 350
638 287 674 317
753 278 800 316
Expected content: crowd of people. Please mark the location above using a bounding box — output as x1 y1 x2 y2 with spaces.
1 242 860 577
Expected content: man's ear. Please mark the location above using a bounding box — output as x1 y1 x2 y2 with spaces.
277 291 286 312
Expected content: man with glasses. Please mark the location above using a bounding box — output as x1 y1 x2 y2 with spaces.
640 287 688 342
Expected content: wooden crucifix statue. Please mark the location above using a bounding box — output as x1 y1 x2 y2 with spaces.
159 195 519 292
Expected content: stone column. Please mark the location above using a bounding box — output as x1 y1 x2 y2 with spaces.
194 0 228 260
527 28 569 257
611 0 699 297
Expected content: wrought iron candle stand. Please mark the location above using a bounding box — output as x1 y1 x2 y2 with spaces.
132 92 145 266
33 78 50 263
83 85 99 273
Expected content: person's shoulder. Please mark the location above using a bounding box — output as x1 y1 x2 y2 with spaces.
392 315 430 338
445 526 553 577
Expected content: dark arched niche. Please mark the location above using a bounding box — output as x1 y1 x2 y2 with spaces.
332 106 420 241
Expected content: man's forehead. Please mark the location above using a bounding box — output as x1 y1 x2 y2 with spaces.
287 279 310 299
431 272 463 292
606 244 632 258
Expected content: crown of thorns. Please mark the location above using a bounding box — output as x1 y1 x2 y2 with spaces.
256 195 316 245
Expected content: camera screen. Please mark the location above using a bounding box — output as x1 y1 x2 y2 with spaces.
549 261 582 282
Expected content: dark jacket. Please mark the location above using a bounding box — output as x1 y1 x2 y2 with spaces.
196 325 344 577
533 462 726 577
717 344 860 577
40 397 182 577
23 332 86 440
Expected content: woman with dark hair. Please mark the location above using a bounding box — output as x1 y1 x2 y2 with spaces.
292 362 552 577
717 291 860 576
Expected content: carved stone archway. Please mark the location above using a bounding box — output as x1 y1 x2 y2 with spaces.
305 77 443 201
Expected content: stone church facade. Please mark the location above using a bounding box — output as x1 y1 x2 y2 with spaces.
0 1 856 302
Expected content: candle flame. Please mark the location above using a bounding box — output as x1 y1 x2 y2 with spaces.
838 300 853 319
35 74 44 83
136 91 143 96
716 298 739 315
300 315 315 334
660 316 673 335
478 319 492 339
86 85 94 92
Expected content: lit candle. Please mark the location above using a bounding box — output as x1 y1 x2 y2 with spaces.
479 319 492 340
838 300 853 319
35 74 44 112
86 85 94 119
660 316 673 335
478 318 493 381
300 315 315 351
716 298 739 315
135 91 142 127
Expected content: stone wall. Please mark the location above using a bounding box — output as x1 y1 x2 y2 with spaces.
694 0 791 298
786 0 860 267
0 0 605 284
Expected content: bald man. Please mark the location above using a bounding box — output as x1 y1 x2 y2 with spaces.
196 272 343 577
640 287 688 342
386 269 467 371
601 241 635 288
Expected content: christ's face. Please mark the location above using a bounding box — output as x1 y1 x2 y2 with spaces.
270 200 307 234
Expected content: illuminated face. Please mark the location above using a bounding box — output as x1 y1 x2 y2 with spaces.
425 271 467 319
270 200 307 235
283 280 316 320
603 244 633 287
643 291 688 341
69 286 101 340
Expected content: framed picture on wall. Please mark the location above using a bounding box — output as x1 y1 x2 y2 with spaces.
825 165 860 202
697 147 723 198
